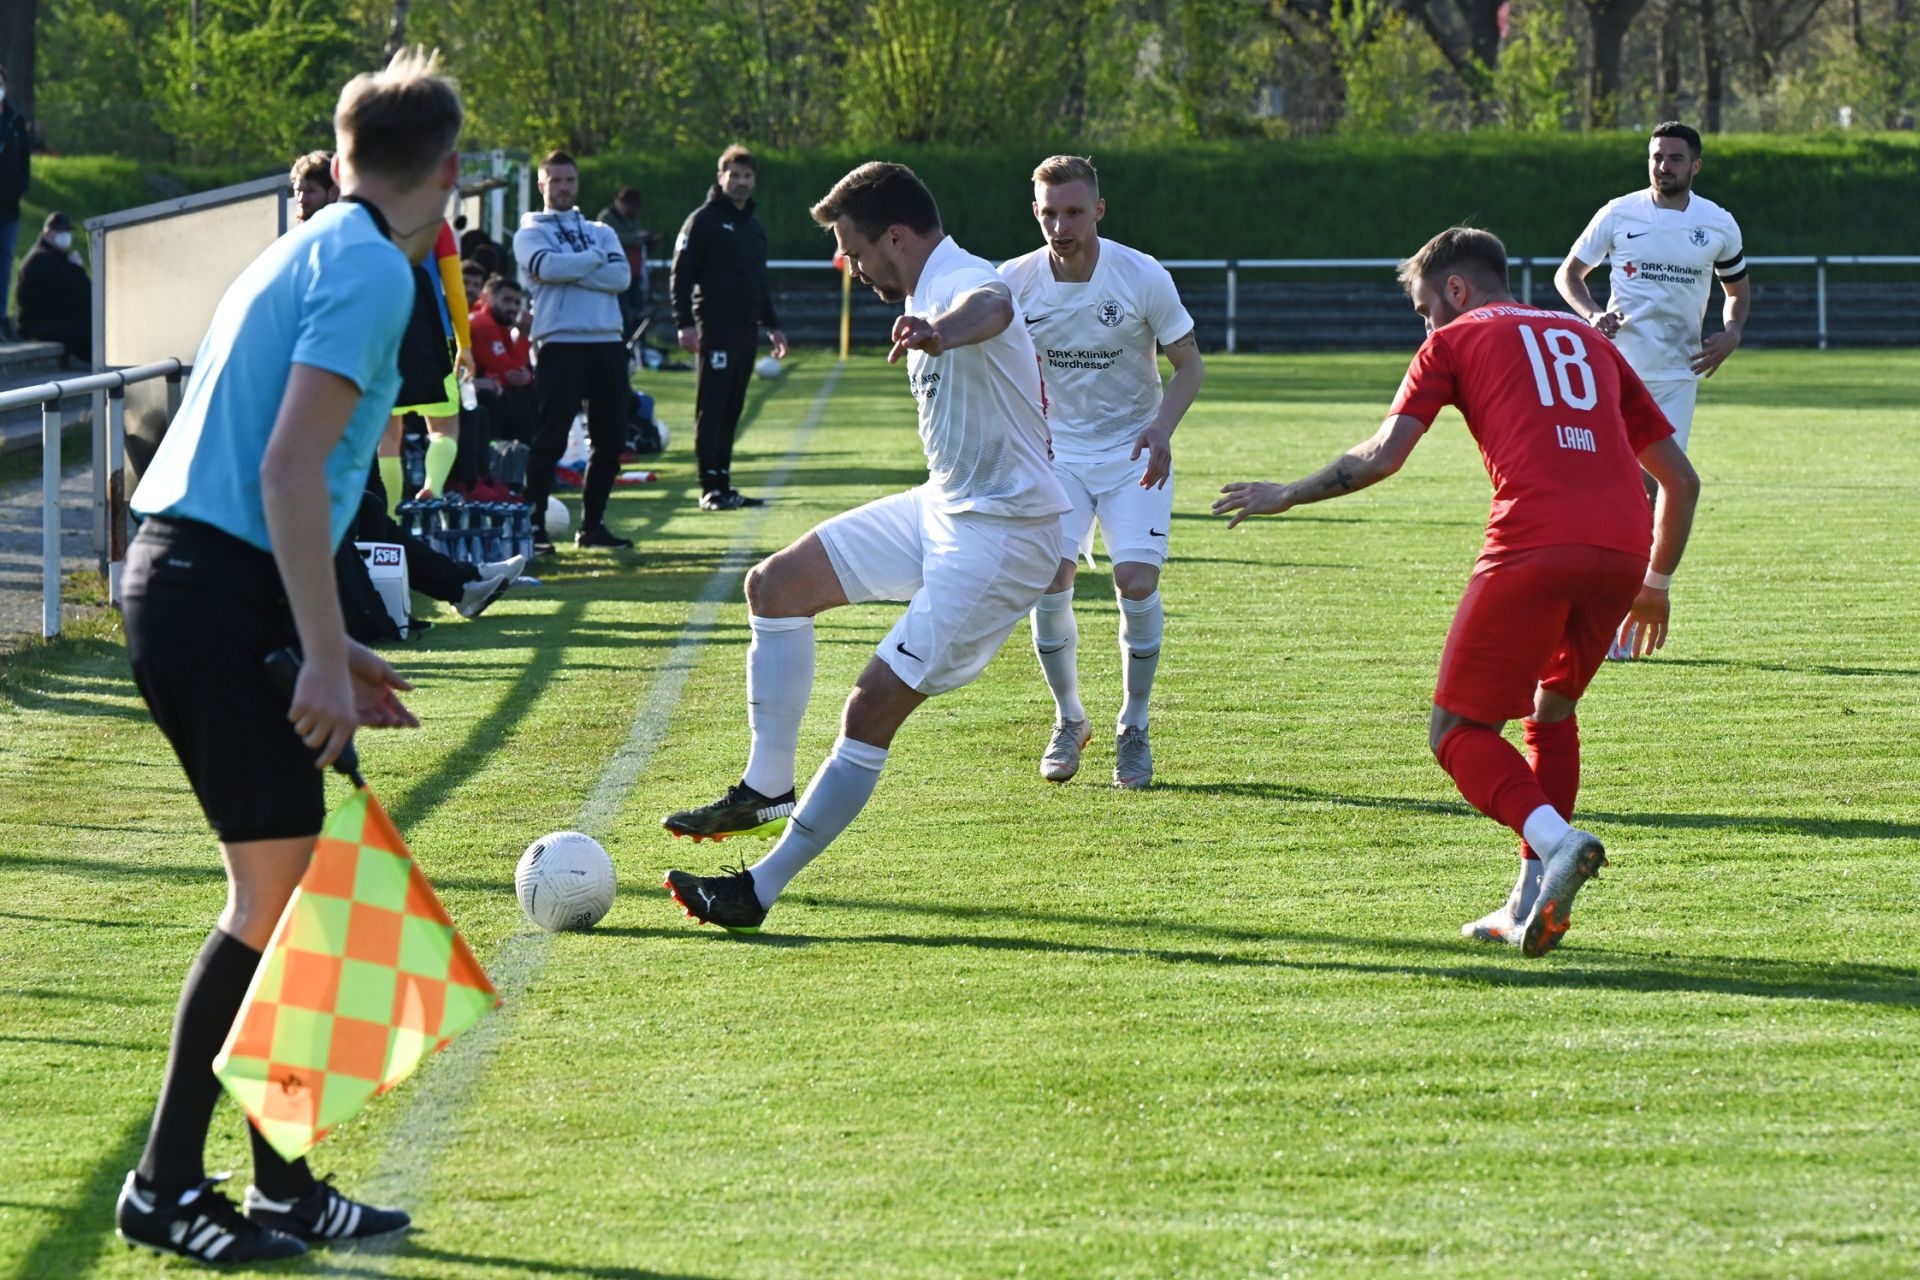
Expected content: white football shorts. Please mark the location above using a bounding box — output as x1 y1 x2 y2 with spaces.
1644 377 1699 452
816 485 1062 696
1054 452 1173 569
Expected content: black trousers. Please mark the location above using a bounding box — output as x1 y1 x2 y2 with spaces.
694 331 757 496
528 340 629 529
479 382 539 445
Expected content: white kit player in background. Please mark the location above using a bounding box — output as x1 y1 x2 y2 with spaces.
999 155 1205 789
1555 120 1749 659
661 161 1068 933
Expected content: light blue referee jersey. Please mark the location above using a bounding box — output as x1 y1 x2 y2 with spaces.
131 199 414 552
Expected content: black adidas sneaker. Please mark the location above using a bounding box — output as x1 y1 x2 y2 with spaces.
244 1175 411 1242
116 1172 306 1266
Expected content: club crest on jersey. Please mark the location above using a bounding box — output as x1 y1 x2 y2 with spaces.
1689 227 1709 246
1096 301 1124 328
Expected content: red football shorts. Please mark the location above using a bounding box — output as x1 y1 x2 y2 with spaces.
1434 543 1646 725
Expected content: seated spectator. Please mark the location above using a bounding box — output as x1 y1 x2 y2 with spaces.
14 210 91 365
459 227 504 276
289 151 338 225
469 274 537 444
461 256 485 306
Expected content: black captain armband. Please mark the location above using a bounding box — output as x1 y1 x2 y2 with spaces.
1714 253 1748 284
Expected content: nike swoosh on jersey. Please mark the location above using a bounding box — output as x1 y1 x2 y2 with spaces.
895 641 923 662
1023 314 1052 325
1149 528 1167 538
1625 231 1650 239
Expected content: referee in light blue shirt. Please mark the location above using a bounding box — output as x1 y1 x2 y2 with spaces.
114 52 466 1267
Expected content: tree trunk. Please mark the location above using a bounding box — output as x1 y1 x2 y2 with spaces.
0 0 36 119
1699 0 1723 131
1584 0 1651 127
1657 0 1684 119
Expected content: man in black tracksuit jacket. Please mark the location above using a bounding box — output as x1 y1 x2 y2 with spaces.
670 144 787 510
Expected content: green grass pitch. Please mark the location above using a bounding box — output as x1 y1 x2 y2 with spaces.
2 349 1917 1278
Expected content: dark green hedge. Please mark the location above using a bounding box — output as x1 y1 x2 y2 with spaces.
576 133 1920 264
23 134 1918 276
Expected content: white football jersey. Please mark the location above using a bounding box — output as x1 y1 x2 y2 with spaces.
1569 189 1746 380
999 240 1195 463
905 236 1069 519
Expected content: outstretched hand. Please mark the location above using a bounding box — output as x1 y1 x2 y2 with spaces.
347 640 419 730
1131 424 1173 490
1618 586 1671 657
1212 481 1292 529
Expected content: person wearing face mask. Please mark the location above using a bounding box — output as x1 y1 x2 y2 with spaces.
0 64 31 343
13 210 90 364
115 50 463 1266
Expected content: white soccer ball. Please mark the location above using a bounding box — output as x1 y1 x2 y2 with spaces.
515 831 615 931
754 355 783 380
544 495 571 538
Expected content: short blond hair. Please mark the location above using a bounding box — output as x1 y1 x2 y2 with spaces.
334 48 463 187
1032 155 1099 193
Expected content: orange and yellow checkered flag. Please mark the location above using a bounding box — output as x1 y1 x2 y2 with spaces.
213 787 499 1161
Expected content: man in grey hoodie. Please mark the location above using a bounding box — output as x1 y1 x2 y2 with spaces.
514 149 634 552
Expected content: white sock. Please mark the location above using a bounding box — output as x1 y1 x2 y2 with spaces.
748 736 888 908
1116 590 1163 731
1030 589 1085 723
740 615 814 798
1521 804 1572 858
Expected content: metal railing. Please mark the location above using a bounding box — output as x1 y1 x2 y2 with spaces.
3 360 183 638
752 254 1920 353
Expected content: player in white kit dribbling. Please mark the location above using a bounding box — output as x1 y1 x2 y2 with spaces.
999 156 1205 788
1555 121 1749 659
661 162 1069 932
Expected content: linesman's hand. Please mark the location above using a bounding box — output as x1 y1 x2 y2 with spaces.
678 326 701 355
289 657 358 769
889 315 944 364
1212 480 1292 529
769 330 789 360
348 640 419 730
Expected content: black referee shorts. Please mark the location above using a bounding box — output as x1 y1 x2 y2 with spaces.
122 518 325 843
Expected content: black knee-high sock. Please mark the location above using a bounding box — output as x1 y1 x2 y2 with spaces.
136 930 314 1200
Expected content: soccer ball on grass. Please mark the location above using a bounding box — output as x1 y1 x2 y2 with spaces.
515 831 616 931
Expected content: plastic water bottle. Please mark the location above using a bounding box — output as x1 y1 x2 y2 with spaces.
460 377 478 413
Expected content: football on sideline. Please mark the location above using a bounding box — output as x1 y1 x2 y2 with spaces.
516 832 616 931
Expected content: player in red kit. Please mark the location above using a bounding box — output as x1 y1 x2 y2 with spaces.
1214 227 1700 957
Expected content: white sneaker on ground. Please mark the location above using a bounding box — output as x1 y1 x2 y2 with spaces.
1520 828 1608 958
457 553 529 619
1040 718 1092 783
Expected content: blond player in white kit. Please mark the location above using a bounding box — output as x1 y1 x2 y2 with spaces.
1555 120 1749 658
661 161 1068 932
999 156 1205 788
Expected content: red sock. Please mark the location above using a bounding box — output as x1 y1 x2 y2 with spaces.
1521 714 1580 859
1436 724 1553 839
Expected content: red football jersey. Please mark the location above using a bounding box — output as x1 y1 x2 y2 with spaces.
1389 304 1674 558
469 306 531 381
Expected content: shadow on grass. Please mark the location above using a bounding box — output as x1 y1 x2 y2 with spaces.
3 1111 147 1280
1152 780 1920 841
313 1238 723 1279
0 1031 160 1052
1656 656 1920 680
0 908 200 932
706 894 1920 1010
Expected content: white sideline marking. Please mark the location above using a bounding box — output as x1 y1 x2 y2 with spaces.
330 363 845 1268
